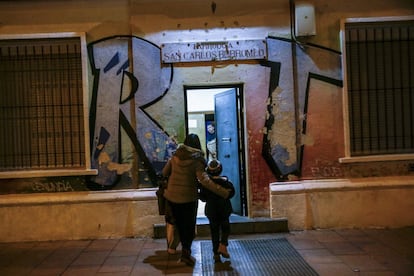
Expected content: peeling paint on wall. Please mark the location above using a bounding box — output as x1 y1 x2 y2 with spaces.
87 36 173 189
262 36 343 180
262 37 297 179
0 32 411 215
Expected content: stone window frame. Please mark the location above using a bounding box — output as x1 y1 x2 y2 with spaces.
0 32 96 178
339 16 414 164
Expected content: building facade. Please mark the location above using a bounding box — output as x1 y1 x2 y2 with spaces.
0 0 413 242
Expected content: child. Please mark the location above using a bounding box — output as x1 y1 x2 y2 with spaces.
199 159 235 263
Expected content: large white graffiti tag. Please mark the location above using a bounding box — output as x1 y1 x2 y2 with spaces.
87 36 173 188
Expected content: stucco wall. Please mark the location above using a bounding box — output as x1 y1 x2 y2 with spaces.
270 176 414 230
0 190 162 242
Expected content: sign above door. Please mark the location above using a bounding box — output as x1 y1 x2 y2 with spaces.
161 39 267 63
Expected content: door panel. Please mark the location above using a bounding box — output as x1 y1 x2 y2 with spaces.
215 89 242 215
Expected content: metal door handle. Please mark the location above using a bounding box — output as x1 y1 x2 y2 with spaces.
222 137 231 142
224 154 230 158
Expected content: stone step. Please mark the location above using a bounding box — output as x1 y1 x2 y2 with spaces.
153 215 288 239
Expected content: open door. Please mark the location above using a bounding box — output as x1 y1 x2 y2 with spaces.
215 88 243 215
185 85 246 217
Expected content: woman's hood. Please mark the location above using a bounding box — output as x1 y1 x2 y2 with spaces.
174 144 204 161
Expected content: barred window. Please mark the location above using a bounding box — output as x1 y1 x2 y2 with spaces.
341 17 414 163
0 33 96 178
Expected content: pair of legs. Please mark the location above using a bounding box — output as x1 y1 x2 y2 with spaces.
165 201 180 252
207 216 230 256
169 200 198 265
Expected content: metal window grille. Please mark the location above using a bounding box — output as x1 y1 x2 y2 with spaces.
345 20 414 156
0 37 86 170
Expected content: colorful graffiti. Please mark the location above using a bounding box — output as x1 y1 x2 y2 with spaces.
86 35 344 190
0 36 411 197
87 36 174 189
263 37 343 180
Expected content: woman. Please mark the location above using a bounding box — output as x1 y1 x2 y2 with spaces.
162 133 230 266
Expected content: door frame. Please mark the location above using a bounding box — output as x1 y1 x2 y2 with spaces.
184 83 248 216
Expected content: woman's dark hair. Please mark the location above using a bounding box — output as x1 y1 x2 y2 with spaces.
184 133 202 150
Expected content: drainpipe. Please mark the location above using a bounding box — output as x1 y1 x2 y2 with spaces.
289 0 302 177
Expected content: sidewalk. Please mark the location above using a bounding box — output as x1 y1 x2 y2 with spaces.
0 226 413 275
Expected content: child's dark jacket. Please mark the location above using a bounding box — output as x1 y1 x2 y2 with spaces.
199 175 235 218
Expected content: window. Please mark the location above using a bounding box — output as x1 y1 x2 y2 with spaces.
0 33 96 178
340 17 414 163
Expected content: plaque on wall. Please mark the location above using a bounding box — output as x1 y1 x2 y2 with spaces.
161 39 267 63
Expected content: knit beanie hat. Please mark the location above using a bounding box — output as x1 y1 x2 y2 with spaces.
206 159 222 176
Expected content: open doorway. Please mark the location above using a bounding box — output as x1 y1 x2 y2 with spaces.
184 84 247 217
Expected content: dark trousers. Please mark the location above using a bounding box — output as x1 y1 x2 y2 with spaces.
208 216 230 254
169 201 198 252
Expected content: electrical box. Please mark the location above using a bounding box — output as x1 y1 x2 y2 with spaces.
295 2 316 37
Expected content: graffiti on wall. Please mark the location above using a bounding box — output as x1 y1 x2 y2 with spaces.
87 36 174 189
32 180 75 192
86 35 344 190
0 34 408 195
0 176 88 194
262 37 343 180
